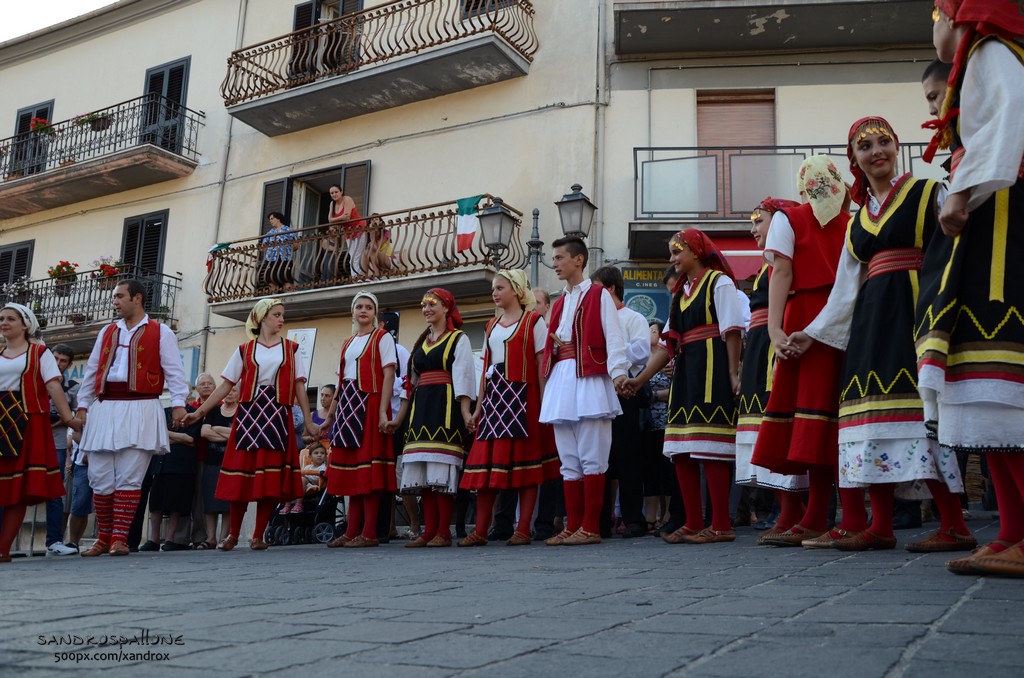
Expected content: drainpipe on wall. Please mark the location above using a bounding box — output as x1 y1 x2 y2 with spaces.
591 0 608 271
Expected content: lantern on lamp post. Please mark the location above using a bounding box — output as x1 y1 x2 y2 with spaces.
477 197 517 270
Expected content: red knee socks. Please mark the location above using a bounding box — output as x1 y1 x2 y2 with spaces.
582 474 606 534
362 494 379 540
516 486 538 536
987 454 1024 545
229 501 247 538
420 491 439 541
254 500 275 541
867 484 895 538
703 461 733 532
0 504 27 556
474 490 497 538
563 479 584 534
776 490 804 532
436 494 454 540
346 496 364 539
93 493 114 544
674 456 704 532
111 490 141 543
925 479 970 539
837 487 868 533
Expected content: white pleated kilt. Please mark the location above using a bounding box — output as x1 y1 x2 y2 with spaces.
81 399 170 455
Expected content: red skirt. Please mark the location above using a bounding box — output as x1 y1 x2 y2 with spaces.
0 413 64 507
751 287 843 474
215 418 303 502
326 392 396 496
460 380 561 491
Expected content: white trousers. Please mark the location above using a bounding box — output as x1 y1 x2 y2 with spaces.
87 448 152 494
553 419 612 480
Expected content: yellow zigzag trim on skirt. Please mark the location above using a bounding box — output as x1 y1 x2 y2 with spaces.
666 404 737 426
840 368 918 401
405 425 464 444
737 392 766 415
917 304 1024 341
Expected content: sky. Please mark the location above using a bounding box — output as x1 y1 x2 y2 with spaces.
0 0 119 43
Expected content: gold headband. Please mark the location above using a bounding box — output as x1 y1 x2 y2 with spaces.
421 294 442 305
750 209 764 222
857 126 893 141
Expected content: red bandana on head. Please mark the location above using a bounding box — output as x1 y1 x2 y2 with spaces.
424 287 463 331
847 116 900 208
668 228 736 293
753 196 801 218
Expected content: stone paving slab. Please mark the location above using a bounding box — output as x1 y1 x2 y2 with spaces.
1 522 1021 676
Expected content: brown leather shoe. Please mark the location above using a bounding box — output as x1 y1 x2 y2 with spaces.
544 529 574 546
832 530 897 551
905 529 978 553
682 528 735 544
562 529 602 546
506 531 532 546
756 525 786 546
662 526 698 544
217 535 238 551
108 541 130 556
970 542 1024 578
946 541 1013 575
343 535 379 548
80 540 111 557
760 525 825 547
326 534 351 548
0 554 10 563
457 532 488 547
426 535 452 547
404 536 429 548
249 538 269 551
802 528 858 549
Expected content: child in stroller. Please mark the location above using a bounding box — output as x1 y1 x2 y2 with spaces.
264 443 345 545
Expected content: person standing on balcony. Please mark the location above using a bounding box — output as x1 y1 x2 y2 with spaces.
539 237 629 546
259 212 296 293
320 291 397 548
73 280 189 557
328 185 366 278
733 198 810 546
182 298 318 551
750 156 867 549
458 270 560 547
0 304 80 564
390 288 476 547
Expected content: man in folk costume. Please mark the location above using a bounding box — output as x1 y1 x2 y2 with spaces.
539 236 630 546
75 280 189 557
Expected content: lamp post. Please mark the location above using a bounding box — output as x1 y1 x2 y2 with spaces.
525 183 600 286
477 196 517 271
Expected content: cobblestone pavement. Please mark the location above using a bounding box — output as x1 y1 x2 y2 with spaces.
2 518 1022 677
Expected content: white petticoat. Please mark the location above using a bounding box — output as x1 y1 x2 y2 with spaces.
734 441 809 491
539 360 622 424
81 399 170 455
400 459 460 495
837 436 963 492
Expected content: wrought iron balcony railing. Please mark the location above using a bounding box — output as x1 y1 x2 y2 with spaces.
204 196 527 304
0 95 204 181
1 265 182 332
220 0 538 106
632 142 949 221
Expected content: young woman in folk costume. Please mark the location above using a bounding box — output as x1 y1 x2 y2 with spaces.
458 269 561 546
393 288 477 547
320 291 397 548
787 117 972 552
916 1 1024 576
626 229 746 544
183 298 318 550
753 155 869 548
0 304 81 562
734 198 811 545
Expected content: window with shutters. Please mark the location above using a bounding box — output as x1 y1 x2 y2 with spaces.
259 160 370 235
290 1 363 79
142 58 190 154
0 241 34 287
8 101 54 177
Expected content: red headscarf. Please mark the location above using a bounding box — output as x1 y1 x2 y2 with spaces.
753 196 800 217
668 228 735 292
423 287 463 331
925 1 1024 161
846 116 900 208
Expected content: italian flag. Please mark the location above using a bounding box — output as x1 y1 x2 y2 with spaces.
456 195 484 252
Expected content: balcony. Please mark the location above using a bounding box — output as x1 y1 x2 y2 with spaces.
0 266 182 355
0 96 204 219
614 0 932 55
204 196 527 321
221 0 538 136
628 142 949 259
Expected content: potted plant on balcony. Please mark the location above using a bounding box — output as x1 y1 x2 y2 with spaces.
74 112 111 132
47 260 78 296
91 256 125 290
32 301 46 330
59 150 76 167
2 276 33 305
67 312 92 326
30 117 56 137
150 305 176 330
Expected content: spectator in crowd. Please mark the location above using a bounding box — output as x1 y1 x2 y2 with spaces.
45 344 79 556
140 406 202 552
362 215 394 278
177 373 216 549
63 429 92 552
390 339 419 540
312 384 335 428
283 442 328 514
258 212 297 293
319 223 343 283
641 321 673 533
328 185 366 277
199 383 239 549
530 286 563 540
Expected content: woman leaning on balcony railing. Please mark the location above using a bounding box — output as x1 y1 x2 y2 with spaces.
258 212 297 293
328 185 366 278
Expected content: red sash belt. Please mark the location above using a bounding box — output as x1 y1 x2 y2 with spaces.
99 382 159 401
867 248 923 279
749 309 769 329
418 370 453 387
553 344 577 362
682 323 720 345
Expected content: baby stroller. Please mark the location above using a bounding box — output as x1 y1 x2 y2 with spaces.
263 450 347 545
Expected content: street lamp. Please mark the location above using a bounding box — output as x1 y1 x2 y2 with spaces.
554 183 597 239
477 196 517 270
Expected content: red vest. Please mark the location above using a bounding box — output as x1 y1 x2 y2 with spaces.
338 327 389 394
94 320 164 396
18 344 52 414
482 310 542 386
781 203 847 292
542 284 609 378
238 339 299 405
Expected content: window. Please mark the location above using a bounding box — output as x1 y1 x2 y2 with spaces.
290 1 363 79
122 210 168 308
142 58 190 154
259 160 371 235
8 101 54 177
0 240 34 286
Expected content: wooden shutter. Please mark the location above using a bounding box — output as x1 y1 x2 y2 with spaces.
340 161 370 216
122 211 167 275
0 241 34 285
260 179 292 234
142 59 189 152
294 1 318 29
11 102 53 176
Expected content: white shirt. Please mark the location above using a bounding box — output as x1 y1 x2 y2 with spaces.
221 341 307 387
662 274 747 350
341 331 397 381
392 342 411 413
0 348 60 390
555 279 630 380
485 315 548 377
77 316 189 409
763 211 795 265
616 305 651 377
